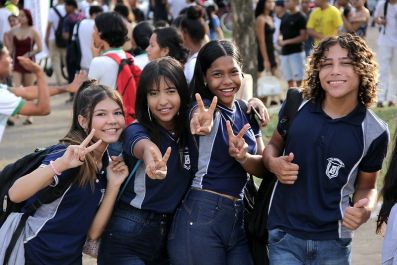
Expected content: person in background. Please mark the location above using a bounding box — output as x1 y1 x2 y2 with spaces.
306 0 343 45
278 0 307 87
146 26 189 65
342 0 370 38
300 0 313 55
255 0 277 74
205 2 224 40
131 21 154 69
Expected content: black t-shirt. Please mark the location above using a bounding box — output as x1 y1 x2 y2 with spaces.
280 11 307 55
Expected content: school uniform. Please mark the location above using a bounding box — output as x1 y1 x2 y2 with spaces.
168 100 261 265
24 145 108 265
97 123 195 264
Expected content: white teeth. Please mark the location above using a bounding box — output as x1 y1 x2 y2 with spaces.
104 129 117 133
221 88 234 92
159 108 171 113
329 81 345 85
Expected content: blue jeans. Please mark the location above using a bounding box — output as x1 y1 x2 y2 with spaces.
168 189 253 265
268 228 352 265
97 203 171 265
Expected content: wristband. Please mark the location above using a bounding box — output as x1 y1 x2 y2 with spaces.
49 160 62 176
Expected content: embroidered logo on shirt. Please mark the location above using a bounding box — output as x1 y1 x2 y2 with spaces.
325 158 345 179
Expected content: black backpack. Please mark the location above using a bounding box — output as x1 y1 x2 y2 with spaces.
245 88 303 265
0 145 78 264
53 6 68 48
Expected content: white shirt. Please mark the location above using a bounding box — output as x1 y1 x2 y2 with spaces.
184 52 198 85
168 0 189 18
47 4 66 41
75 18 95 69
0 8 11 43
134 53 149 70
382 204 397 265
88 48 127 89
0 85 23 142
375 1 397 47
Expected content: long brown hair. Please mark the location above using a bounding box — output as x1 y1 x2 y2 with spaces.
302 33 378 107
61 80 124 187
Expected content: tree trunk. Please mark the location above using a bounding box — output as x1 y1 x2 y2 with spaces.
230 0 258 96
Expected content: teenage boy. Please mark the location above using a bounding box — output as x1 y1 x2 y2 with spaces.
278 0 307 87
263 34 389 265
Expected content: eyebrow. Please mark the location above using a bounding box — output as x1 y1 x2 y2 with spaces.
321 56 351 61
94 107 122 113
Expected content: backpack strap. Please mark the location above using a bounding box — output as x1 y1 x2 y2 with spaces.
279 88 304 140
383 0 389 34
117 160 142 201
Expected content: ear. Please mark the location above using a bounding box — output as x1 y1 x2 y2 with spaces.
78 114 88 131
160 47 170 57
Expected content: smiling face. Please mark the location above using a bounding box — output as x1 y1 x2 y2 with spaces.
204 55 242 108
79 97 125 146
319 44 360 103
147 77 181 130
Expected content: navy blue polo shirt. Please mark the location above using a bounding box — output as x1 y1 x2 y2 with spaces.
191 100 261 199
24 145 107 265
122 123 196 214
268 100 389 240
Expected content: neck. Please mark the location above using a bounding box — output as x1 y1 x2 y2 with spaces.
322 97 358 119
320 3 329 9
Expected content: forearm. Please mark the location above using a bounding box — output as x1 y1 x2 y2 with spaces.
87 186 119 240
353 188 378 210
35 71 51 114
283 34 307 45
307 28 323 40
239 154 265 177
11 84 69 100
8 158 69 203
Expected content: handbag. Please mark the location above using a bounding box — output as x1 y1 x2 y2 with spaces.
257 73 282 97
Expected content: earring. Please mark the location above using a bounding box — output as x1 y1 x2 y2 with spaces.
148 106 152 121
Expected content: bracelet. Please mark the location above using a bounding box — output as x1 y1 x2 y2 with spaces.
49 160 62 176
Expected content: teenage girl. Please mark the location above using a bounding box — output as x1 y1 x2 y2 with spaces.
97 56 195 265
168 40 266 265
377 128 397 265
7 81 128 264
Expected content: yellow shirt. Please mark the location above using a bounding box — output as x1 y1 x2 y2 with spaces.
307 5 343 45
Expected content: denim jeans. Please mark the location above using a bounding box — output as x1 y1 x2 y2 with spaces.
268 228 352 265
168 189 253 265
97 203 171 265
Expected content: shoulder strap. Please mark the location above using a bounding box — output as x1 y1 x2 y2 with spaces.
279 88 303 140
117 160 142 201
104 53 131 75
383 0 389 34
53 6 63 18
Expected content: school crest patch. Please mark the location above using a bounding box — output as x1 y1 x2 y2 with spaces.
326 158 345 179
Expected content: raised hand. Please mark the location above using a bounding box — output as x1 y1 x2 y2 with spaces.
18 57 42 74
106 156 129 190
68 70 87 93
59 129 103 169
342 198 371 230
247 98 270 127
226 121 250 163
190 93 217 135
269 152 299 184
146 147 171 180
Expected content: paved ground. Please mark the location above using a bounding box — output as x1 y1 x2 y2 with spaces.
0 26 385 265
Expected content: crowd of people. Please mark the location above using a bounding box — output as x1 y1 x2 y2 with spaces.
0 0 397 265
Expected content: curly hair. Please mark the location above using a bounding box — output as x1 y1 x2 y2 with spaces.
302 33 378 107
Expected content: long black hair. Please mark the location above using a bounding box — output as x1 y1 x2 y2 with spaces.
377 129 397 233
135 57 190 150
153 26 189 64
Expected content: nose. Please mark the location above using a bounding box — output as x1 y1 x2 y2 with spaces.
330 63 342 75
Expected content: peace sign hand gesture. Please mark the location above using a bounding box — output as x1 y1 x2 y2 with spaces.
226 121 250 163
146 147 171 180
190 93 217 135
59 129 103 169
106 156 129 190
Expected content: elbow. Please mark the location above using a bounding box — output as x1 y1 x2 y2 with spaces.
8 186 24 203
40 105 51 115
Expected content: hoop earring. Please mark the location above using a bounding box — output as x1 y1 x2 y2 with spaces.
148 106 152 121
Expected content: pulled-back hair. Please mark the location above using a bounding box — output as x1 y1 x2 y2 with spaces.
61 80 124 187
190 40 242 100
153 26 189 64
95 12 128 48
135 57 190 150
180 5 207 45
302 33 378 107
